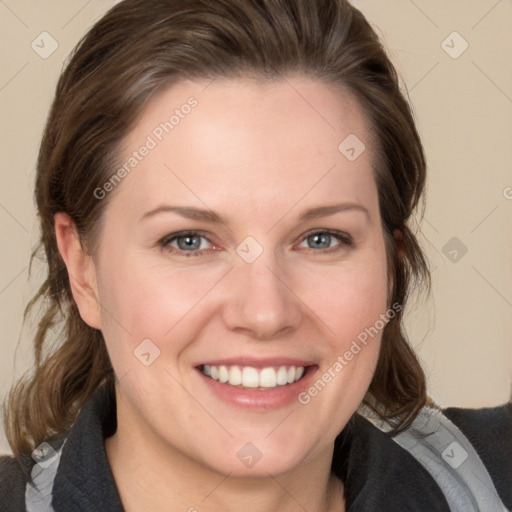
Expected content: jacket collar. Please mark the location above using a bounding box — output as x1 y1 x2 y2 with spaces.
51 384 123 511
41 385 450 511
333 414 450 510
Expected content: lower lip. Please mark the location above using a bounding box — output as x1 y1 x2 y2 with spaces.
196 366 318 410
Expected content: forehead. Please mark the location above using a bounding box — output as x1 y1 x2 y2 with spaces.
109 76 378 223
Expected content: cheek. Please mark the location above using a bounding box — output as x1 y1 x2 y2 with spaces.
125 265 225 329
291 250 389 440
95 253 221 353
298 252 389 349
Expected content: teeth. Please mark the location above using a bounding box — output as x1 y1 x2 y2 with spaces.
218 365 229 383
260 368 276 388
201 364 306 389
242 367 259 388
228 366 242 386
276 366 288 385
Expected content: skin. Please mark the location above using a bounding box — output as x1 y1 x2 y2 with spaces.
55 76 391 512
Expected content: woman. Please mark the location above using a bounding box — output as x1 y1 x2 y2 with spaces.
1 0 510 510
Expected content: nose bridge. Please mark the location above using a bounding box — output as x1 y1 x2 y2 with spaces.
223 244 302 339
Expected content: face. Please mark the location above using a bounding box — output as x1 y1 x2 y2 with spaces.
89 76 390 477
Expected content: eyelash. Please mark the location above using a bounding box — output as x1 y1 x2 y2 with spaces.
158 229 354 258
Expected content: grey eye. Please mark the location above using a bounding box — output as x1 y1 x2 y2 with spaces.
306 232 334 249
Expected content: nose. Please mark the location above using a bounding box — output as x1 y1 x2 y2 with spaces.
221 252 303 341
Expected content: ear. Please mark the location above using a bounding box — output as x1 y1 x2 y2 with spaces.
54 212 101 329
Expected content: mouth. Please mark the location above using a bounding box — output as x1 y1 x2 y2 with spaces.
197 363 310 390
194 358 318 409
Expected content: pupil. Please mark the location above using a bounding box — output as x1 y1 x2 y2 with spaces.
310 233 330 249
178 236 200 250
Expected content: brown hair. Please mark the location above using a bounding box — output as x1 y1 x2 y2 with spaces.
3 0 430 456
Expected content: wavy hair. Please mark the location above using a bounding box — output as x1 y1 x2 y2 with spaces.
3 0 431 456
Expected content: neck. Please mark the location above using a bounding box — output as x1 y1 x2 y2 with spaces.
105 398 345 512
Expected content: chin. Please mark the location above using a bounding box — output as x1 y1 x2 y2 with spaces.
195 437 311 479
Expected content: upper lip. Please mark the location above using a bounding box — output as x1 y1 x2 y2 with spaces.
196 357 315 369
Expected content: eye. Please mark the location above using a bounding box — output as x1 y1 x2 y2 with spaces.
159 231 215 257
158 229 353 258
296 230 353 254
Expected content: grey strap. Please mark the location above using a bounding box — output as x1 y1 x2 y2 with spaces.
373 405 510 512
25 439 66 512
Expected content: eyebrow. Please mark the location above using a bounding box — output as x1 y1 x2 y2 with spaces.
141 202 370 224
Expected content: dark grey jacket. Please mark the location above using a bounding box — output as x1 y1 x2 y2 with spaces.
1 385 511 511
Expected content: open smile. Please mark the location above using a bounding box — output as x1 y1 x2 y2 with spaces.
194 359 318 409
199 364 307 390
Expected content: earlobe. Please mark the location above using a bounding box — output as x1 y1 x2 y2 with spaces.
54 212 101 329
392 228 404 257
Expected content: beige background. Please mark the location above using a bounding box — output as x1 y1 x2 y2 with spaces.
1 0 511 455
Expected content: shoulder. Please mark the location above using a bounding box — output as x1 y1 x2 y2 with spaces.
443 402 512 508
346 401 512 510
443 401 512 440
0 455 27 512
